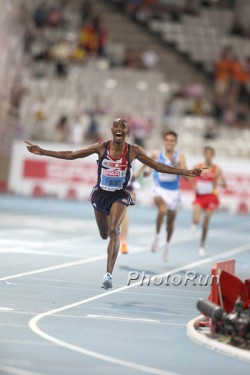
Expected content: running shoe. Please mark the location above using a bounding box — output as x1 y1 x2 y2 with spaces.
120 242 128 254
199 247 206 257
162 243 169 262
101 272 113 290
151 237 160 252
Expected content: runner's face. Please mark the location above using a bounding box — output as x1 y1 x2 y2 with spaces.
204 149 214 163
111 120 129 144
164 135 176 152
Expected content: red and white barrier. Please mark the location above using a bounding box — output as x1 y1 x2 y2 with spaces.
8 141 250 214
8 141 98 200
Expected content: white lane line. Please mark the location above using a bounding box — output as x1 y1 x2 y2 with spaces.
0 311 38 316
86 314 160 323
0 309 185 326
0 255 106 282
0 230 194 258
1 214 249 261
0 339 53 346
0 307 13 311
0 365 46 375
0 231 201 282
28 243 250 375
55 314 185 326
0 248 84 258
0 323 26 327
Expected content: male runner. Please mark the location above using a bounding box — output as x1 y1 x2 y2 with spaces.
191 146 227 256
141 131 187 261
25 118 202 289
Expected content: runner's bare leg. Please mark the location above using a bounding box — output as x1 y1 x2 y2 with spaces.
201 209 213 247
107 203 127 274
94 209 110 239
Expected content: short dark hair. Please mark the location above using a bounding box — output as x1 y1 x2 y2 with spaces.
113 118 127 126
204 146 215 155
163 130 178 140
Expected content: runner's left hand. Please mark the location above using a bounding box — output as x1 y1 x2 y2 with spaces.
187 168 202 177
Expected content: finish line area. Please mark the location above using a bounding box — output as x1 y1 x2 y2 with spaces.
0 196 249 375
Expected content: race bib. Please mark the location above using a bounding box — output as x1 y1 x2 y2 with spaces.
196 181 213 195
158 172 178 182
100 168 126 191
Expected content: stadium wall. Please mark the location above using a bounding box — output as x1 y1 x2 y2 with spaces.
8 141 250 215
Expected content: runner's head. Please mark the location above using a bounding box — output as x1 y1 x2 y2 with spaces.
163 131 178 152
204 146 215 164
111 118 129 144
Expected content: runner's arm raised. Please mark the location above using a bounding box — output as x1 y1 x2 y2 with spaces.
24 141 104 160
133 150 158 179
132 145 201 177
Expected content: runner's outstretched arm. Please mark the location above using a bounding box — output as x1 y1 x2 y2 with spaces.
132 145 201 177
24 140 103 160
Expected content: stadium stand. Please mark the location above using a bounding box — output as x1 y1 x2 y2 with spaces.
1 0 250 189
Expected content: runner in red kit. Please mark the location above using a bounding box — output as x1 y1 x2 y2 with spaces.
191 146 227 256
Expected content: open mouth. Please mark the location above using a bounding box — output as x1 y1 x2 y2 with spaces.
115 132 123 140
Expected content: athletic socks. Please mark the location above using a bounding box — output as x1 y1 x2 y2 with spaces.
151 234 160 252
101 272 113 290
162 242 169 262
199 246 206 257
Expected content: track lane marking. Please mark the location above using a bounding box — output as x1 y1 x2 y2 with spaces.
0 255 106 282
0 365 46 375
28 243 250 375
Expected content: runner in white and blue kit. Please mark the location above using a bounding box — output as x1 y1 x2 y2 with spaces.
25 121 201 289
144 131 187 261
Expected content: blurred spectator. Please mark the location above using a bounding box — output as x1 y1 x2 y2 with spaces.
125 0 144 17
223 107 236 127
129 114 154 147
23 27 36 54
18 3 29 25
71 44 86 64
214 47 232 97
228 55 250 104
85 114 101 142
47 6 62 28
9 78 28 118
211 97 225 122
203 122 218 140
238 57 250 103
33 2 48 28
230 15 246 37
140 47 159 70
191 97 204 116
31 36 50 62
79 19 99 55
93 15 107 57
185 81 204 98
69 113 85 145
50 38 72 77
184 0 200 15
235 102 250 129
228 53 241 82
169 5 182 22
123 48 141 69
80 0 94 23
30 95 48 139
53 115 69 142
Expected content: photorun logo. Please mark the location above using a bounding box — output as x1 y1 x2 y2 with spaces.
127 271 219 287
